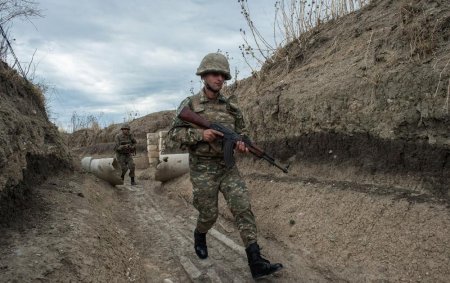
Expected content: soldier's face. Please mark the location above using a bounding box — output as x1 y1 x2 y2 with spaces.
122 129 129 135
203 72 225 92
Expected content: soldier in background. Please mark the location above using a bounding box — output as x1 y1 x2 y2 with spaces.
114 123 137 185
169 53 283 279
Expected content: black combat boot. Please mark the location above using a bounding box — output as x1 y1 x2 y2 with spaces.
194 229 208 259
245 243 283 279
130 177 136 185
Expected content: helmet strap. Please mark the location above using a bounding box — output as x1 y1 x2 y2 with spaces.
202 79 219 96
205 82 215 92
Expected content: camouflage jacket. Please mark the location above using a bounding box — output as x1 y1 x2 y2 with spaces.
114 132 137 155
169 89 247 158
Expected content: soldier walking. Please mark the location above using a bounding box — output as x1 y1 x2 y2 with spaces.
114 123 137 185
169 53 283 279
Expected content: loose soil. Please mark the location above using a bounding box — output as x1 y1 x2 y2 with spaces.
1 0 449 282
2 160 449 282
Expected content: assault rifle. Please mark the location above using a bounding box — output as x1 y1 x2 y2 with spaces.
120 141 136 155
178 107 288 173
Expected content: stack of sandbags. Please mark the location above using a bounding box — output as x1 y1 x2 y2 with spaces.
159 130 169 154
147 132 159 166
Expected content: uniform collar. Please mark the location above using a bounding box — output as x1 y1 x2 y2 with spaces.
199 88 227 103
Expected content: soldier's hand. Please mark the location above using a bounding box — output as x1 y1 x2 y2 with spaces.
202 129 223 142
235 140 249 153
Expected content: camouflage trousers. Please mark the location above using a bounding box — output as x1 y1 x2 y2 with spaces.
189 155 257 247
116 153 135 178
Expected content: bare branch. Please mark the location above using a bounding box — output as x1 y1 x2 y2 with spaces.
238 0 372 71
0 0 42 25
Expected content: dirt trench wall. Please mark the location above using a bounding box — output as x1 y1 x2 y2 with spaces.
68 110 175 149
67 111 176 163
0 62 72 218
233 0 450 195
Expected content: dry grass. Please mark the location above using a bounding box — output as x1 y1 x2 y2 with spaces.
69 111 105 133
433 58 450 98
25 82 46 109
239 0 371 70
0 61 45 109
446 78 449 113
399 2 440 60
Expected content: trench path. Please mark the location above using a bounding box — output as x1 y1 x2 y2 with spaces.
112 176 335 282
115 180 264 282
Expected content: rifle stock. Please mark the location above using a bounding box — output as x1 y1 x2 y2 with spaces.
179 107 211 128
178 107 288 173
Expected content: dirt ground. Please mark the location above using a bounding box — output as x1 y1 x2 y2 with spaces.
1 0 449 282
0 166 325 283
1 154 449 282
164 158 450 282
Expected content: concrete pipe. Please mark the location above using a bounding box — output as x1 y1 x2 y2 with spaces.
81 157 124 186
154 153 189 182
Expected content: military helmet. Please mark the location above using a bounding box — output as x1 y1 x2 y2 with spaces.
121 123 130 130
196 53 231 80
